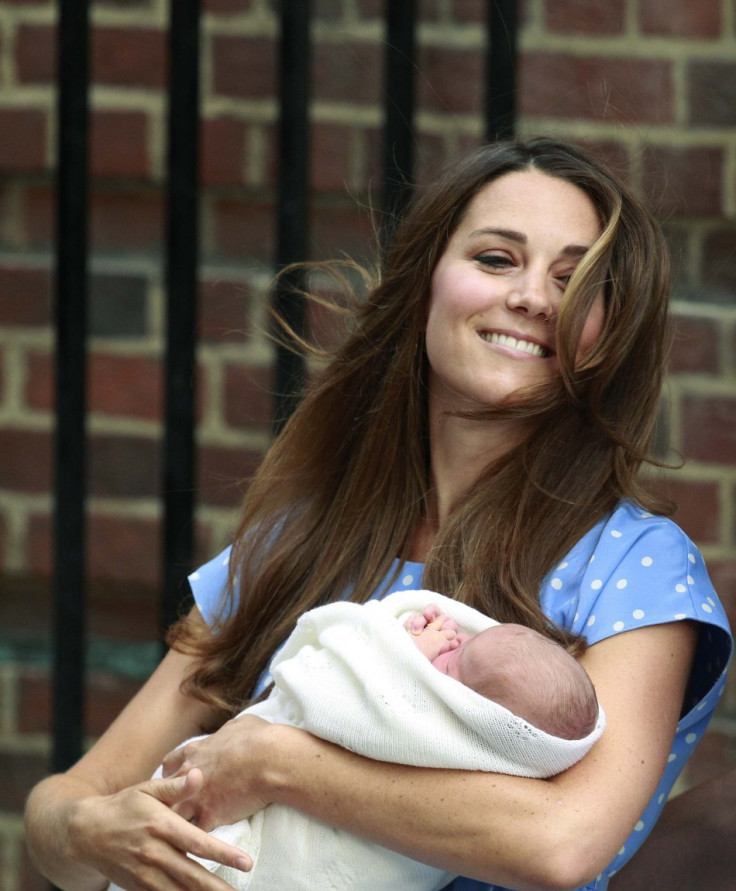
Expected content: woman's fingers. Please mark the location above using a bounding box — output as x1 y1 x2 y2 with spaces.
74 780 252 891
161 736 203 778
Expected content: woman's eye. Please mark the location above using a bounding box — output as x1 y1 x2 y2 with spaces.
555 271 574 289
475 254 513 270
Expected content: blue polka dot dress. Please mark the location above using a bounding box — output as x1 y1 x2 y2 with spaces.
190 500 732 891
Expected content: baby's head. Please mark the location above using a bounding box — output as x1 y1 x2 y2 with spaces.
432 624 598 740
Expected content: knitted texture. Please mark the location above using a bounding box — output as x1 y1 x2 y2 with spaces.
191 591 605 889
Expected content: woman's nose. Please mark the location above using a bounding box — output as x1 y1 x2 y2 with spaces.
505 272 554 319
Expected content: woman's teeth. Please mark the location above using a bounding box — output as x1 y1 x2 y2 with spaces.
480 332 549 358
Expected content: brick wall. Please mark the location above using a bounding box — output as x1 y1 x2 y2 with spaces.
0 1 735 888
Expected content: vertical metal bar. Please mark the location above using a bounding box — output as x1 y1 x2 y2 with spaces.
272 1 311 433
52 0 90 775
162 0 201 635
485 0 518 141
381 0 416 248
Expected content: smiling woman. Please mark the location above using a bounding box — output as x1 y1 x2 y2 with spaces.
425 169 605 420
25 139 732 891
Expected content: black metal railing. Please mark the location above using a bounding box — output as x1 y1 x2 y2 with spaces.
50 0 517 778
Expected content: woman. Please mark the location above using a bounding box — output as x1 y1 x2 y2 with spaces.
25 138 732 891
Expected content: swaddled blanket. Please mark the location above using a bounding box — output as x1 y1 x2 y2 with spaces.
114 590 605 891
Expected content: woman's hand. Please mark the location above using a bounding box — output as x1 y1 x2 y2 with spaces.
161 715 275 832
67 768 252 891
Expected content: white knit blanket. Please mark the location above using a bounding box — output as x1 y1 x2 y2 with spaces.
112 590 605 891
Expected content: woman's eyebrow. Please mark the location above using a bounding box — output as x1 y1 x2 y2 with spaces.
469 227 590 258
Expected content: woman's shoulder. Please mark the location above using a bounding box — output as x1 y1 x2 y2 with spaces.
541 499 732 706
542 500 731 647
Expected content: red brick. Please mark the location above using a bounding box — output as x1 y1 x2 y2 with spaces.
212 198 275 261
453 0 499 23
19 669 144 735
702 227 736 298
545 0 626 34
681 395 736 465
651 478 722 544
89 513 161 584
707 559 736 623
223 363 274 431
313 0 344 19
20 186 53 248
91 110 150 179
413 132 451 186
0 751 46 811
418 0 443 21
90 353 163 419
86 672 146 735
22 186 165 250
311 123 355 193
212 35 276 100
660 223 689 292
312 40 382 105
520 55 674 123
311 202 377 262
27 511 162 585
0 429 52 493
355 0 382 17
0 266 51 326
197 444 263 507
203 0 255 10
16 671 51 734
15 25 55 84
199 278 252 342
201 117 247 186
92 27 166 88
576 140 632 184
640 0 722 38
642 146 723 217
91 190 164 249
0 108 47 172
259 123 278 187
89 434 160 498
669 315 721 374
688 62 736 128
27 351 163 419
0 574 50 633
416 45 484 115
24 349 52 409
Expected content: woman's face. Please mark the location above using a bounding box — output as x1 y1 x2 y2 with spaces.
425 169 605 415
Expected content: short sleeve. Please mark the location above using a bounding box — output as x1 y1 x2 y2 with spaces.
188 546 232 625
541 501 732 714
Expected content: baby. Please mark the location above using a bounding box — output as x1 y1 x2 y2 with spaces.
109 591 604 891
406 602 598 740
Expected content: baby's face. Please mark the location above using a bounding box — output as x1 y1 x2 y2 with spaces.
431 625 506 686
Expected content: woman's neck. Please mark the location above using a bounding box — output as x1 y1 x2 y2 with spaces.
406 410 531 564
428 410 531 525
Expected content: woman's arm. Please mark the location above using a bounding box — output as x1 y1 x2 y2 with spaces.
163 619 697 891
24 611 254 891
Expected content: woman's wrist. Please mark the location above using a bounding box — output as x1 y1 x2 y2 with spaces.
256 722 311 806
25 781 108 891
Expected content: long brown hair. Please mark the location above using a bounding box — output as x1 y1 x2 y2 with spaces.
170 137 672 720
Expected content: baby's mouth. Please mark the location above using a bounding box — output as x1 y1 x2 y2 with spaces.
478 331 551 358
